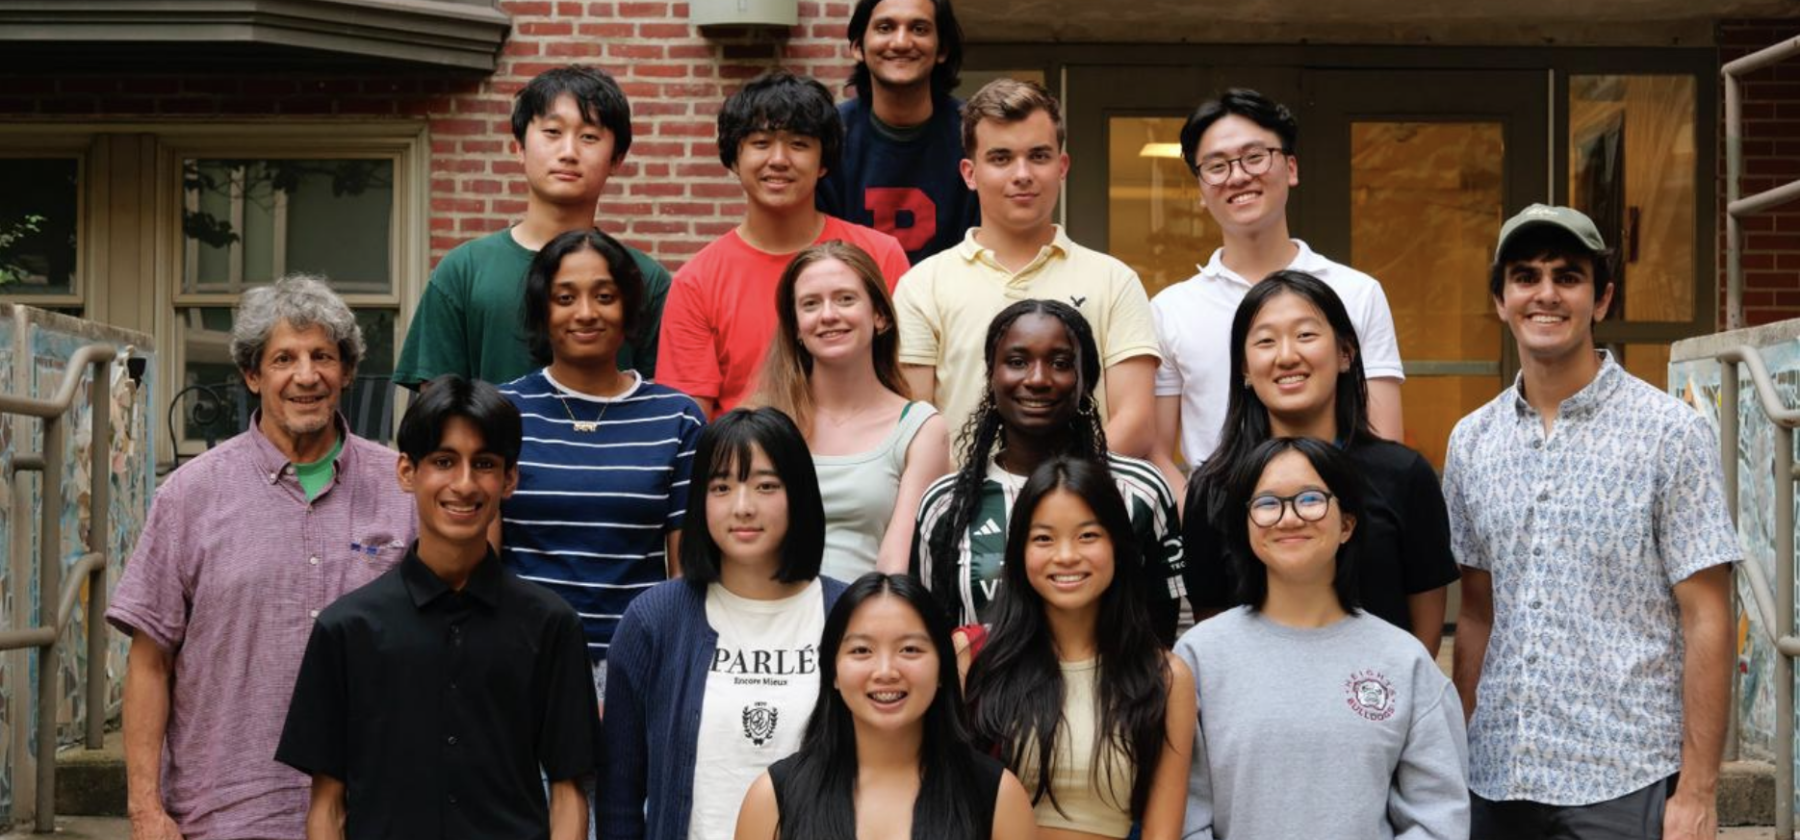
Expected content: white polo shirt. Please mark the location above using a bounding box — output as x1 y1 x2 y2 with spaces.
1150 240 1404 466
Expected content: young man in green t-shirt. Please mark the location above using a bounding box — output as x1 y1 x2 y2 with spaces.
395 66 671 389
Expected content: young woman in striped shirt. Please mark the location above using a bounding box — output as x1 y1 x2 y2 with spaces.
498 227 707 697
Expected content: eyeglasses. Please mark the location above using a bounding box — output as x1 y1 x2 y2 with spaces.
1247 489 1335 527
1197 147 1287 186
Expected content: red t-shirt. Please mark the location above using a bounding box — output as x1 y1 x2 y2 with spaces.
657 217 910 412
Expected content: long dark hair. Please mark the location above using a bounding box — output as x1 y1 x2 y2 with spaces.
777 573 985 839
1192 270 1372 522
1220 437 1366 613
965 457 1169 821
924 299 1107 621
678 407 825 587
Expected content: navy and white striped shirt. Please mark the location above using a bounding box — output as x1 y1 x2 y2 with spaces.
499 369 707 663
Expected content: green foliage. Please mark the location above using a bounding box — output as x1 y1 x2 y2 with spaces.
0 213 46 287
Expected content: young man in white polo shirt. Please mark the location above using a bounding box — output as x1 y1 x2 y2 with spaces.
893 78 1161 459
1149 89 1405 493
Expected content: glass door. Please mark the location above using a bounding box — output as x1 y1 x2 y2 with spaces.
1303 70 1549 470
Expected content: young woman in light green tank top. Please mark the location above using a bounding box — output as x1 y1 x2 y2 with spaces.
962 456 1195 840
749 241 950 580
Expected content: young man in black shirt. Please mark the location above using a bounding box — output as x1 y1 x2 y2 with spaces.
277 375 597 840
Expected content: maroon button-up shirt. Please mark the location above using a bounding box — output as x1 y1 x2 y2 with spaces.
107 419 416 840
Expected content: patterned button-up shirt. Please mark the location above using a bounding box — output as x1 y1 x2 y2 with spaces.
106 419 416 840
1442 352 1739 806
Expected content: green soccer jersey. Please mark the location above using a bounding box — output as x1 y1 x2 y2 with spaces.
394 228 672 388
910 452 1185 644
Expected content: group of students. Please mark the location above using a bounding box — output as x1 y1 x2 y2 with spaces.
105 0 1742 838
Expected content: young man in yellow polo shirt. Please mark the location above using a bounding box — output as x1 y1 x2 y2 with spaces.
893 78 1161 459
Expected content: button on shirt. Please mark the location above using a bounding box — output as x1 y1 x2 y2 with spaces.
277 548 599 840
105 420 414 840
1442 352 1739 805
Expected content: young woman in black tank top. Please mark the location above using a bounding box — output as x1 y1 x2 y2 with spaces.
734 573 1035 840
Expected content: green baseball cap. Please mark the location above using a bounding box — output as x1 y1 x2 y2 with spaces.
1494 203 1607 264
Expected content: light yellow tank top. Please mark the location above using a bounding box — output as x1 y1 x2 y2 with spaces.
1018 658 1135 838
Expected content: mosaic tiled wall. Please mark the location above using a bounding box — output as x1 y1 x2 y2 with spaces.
0 304 153 823
1668 326 1800 772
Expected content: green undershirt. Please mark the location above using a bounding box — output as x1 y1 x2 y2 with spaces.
294 435 345 502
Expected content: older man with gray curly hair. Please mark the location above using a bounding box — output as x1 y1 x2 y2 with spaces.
107 275 417 840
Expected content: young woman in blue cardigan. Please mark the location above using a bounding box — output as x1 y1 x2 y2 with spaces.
600 407 847 840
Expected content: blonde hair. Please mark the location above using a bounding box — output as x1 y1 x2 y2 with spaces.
960 77 1065 158
750 241 911 438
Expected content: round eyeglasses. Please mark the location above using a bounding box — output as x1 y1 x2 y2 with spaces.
1197 147 1287 186
1247 489 1335 527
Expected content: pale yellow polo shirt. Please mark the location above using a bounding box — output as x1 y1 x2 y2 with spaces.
893 225 1162 453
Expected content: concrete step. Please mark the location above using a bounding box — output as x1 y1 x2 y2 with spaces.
1722 761 1778 827
50 730 125 819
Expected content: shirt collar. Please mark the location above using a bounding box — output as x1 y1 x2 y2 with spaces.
1198 238 1323 286
1509 349 1623 419
247 411 353 482
401 544 504 610
955 224 1073 266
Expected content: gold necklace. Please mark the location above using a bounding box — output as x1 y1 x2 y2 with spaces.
557 391 609 433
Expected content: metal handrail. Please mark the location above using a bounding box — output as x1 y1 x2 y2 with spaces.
1725 36 1800 331
0 342 117 833
1713 342 1798 840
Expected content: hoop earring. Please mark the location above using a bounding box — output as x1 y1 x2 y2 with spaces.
1079 395 1097 418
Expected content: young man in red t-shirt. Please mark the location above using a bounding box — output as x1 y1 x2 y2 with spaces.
657 70 909 416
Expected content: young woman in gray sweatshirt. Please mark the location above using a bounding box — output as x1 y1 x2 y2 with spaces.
1175 437 1469 840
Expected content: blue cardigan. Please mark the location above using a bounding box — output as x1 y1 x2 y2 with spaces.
598 575 847 839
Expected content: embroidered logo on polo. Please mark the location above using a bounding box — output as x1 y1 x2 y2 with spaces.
1344 669 1397 722
742 702 779 746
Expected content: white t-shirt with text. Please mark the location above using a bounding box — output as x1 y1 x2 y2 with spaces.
686 579 825 840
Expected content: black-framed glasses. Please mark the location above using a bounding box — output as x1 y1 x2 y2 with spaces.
1247 489 1335 527
1197 147 1287 186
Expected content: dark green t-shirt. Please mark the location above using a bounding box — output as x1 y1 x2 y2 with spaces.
393 228 672 388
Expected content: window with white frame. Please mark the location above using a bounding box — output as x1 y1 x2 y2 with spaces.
168 141 421 452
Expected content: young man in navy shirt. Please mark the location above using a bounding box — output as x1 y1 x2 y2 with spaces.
278 375 597 840
817 0 976 263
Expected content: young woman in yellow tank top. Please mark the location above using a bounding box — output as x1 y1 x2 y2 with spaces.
962 456 1196 840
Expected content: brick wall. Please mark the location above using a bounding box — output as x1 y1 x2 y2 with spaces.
1719 19 1800 328
0 0 857 274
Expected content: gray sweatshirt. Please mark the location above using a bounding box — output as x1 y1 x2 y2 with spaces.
1174 608 1469 840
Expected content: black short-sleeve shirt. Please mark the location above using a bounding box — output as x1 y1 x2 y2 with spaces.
1183 438 1461 629
277 546 598 840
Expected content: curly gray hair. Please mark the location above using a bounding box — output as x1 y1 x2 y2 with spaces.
229 274 365 375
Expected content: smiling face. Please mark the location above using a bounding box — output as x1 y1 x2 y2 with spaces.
1023 488 1116 615
546 246 627 370
961 110 1068 238
990 312 1081 436
398 415 517 553
835 593 940 732
705 444 792 571
733 129 825 215
243 318 347 457
1247 450 1353 589
853 0 944 93
1194 113 1297 239
1496 254 1613 366
794 257 885 366
1244 291 1351 434
516 93 618 209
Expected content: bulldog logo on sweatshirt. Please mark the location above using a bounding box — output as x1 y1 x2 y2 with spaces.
1344 669 1397 722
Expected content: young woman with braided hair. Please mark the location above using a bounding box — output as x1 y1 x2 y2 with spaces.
908 299 1183 646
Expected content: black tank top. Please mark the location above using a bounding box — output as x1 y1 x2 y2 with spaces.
767 746 1004 840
